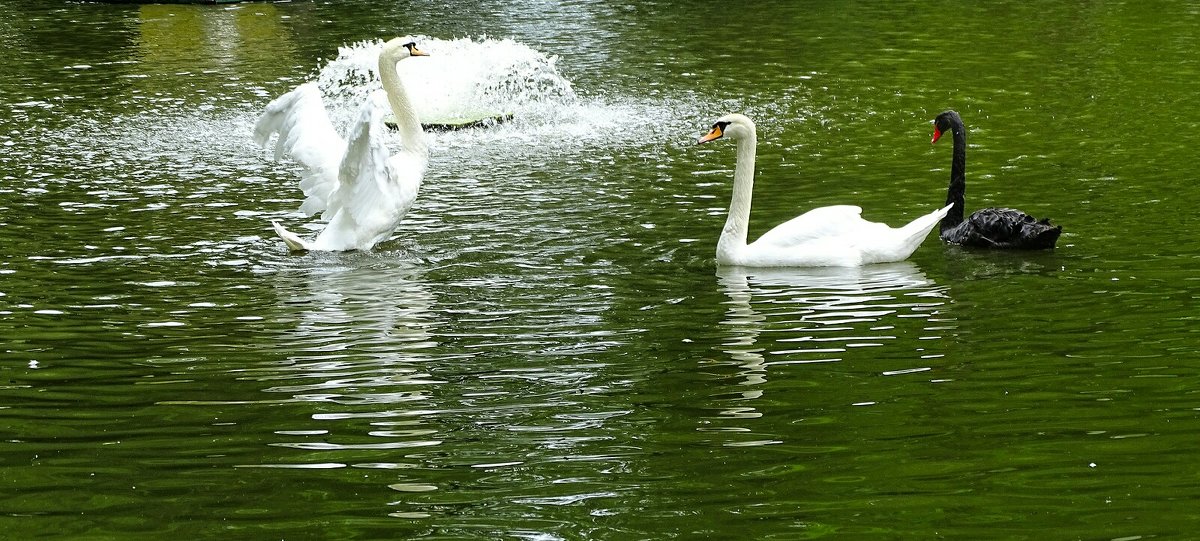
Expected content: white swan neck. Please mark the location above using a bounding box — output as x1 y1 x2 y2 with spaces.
378 46 426 155
718 134 757 260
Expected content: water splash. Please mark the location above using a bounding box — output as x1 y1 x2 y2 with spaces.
314 36 577 130
309 36 691 158
35 35 697 203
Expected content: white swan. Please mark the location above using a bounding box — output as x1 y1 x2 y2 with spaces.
696 113 952 267
253 38 430 251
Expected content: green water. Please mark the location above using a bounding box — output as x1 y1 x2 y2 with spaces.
2 1 1199 539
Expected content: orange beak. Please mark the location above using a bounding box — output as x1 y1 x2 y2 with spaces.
697 125 724 144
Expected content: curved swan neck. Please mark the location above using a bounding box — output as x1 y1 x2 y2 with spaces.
941 115 967 233
719 133 757 256
378 46 426 155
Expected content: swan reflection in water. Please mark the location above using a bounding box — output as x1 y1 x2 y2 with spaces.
255 254 447 462
710 262 949 426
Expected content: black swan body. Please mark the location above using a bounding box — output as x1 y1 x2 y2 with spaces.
932 110 1062 249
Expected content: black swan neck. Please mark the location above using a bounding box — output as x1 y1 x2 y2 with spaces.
941 116 967 233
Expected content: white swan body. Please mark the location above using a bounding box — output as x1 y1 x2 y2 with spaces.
697 113 951 267
254 38 429 251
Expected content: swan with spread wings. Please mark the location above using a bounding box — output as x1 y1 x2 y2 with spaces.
254 38 429 252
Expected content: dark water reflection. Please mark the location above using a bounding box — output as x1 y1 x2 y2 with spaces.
4 0 1200 539
711 263 947 430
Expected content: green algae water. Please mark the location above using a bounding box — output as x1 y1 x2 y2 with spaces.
2 1 1200 539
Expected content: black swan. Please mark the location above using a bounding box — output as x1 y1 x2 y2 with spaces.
931 110 1062 249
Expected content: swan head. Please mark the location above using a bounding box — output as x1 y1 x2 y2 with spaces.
381 37 430 60
697 113 755 145
931 110 963 144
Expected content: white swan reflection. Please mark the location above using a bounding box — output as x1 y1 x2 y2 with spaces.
256 255 446 463
278 256 440 361
711 262 948 422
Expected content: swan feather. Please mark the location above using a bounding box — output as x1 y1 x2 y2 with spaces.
253 82 345 217
301 101 423 251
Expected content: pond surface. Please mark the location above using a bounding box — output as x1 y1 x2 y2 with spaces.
2 1 1200 539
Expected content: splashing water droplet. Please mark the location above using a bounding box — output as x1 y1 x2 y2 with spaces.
314 36 577 129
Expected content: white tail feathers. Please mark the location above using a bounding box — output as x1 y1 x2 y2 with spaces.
886 203 954 261
272 221 310 251
900 203 954 237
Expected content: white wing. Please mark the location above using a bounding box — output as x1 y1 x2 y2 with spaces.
753 205 890 249
311 100 427 251
253 82 346 217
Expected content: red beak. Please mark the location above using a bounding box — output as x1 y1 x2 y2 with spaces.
931 125 943 144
